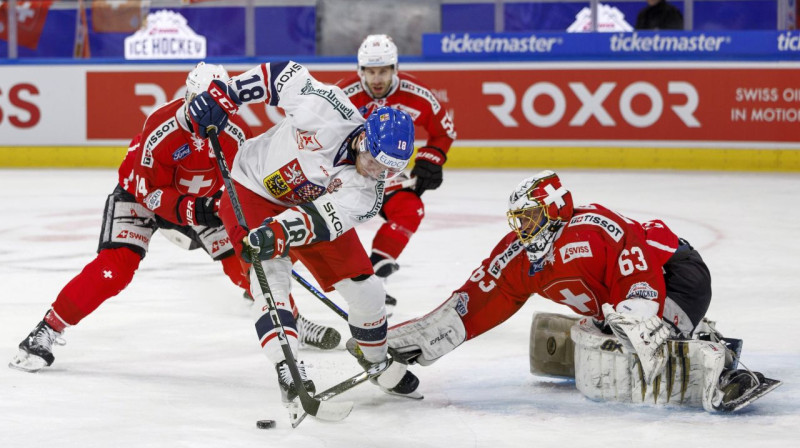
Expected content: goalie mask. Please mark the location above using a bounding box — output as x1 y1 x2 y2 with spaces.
507 170 574 264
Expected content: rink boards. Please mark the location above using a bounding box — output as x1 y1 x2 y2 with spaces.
1 61 798 171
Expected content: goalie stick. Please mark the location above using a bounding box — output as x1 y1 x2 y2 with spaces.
207 127 353 425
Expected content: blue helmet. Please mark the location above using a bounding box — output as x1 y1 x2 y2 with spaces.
363 106 414 173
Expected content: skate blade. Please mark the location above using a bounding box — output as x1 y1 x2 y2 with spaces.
719 377 782 412
380 387 424 400
8 350 47 373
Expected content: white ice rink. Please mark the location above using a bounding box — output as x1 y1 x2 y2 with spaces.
1 168 798 447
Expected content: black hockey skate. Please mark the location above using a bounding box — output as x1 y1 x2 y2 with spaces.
9 320 65 373
345 338 423 400
275 360 316 404
714 369 782 412
296 314 341 350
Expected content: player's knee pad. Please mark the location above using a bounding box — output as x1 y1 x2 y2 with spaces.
571 318 727 410
335 275 387 362
529 312 580 378
383 191 425 231
387 292 468 366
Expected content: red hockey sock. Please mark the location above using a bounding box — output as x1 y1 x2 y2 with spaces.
220 254 251 292
372 191 425 259
51 247 141 326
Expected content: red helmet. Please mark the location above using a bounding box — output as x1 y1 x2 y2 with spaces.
507 171 574 260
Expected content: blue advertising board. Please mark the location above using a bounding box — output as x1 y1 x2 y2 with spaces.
422 31 800 61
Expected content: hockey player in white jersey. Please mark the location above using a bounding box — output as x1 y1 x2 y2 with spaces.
187 61 421 412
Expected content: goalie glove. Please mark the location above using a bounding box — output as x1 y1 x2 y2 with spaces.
601 300 671 384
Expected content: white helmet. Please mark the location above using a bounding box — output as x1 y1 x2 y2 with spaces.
185 62 229 102
357 34 398 69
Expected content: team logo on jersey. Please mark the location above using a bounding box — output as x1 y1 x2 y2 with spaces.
454 292 470 316
296 130 323 151
172 144 191 161
569 212 624 242
560 241 593 263
263 159 325 204
626 282 659 300
175 166 217 196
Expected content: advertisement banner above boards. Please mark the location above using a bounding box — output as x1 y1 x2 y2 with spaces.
422 31 800 61
1 62 799 170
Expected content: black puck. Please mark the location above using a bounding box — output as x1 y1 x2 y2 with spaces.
256 419 276 429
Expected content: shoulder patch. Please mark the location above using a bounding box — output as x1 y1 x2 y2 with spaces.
568 212 624 242
626 282 659 300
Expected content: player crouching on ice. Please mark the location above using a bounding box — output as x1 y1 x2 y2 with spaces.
386 170 781 412
9 63 342 374
187 61 422 420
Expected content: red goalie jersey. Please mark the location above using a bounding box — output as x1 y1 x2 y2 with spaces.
456 204 680 340
117 99 251 226
337 72 456 154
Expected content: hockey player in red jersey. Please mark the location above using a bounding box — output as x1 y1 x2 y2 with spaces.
337 34 457 312
9 63 339 374
387 170 781 412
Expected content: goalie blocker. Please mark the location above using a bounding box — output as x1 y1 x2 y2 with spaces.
529 312 781 412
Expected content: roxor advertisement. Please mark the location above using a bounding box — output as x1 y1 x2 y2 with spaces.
1 62 798 148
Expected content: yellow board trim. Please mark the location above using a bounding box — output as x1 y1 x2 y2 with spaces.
0 147 128 168
2 146 799 172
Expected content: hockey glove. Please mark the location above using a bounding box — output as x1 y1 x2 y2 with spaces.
242 219 290 263
188 79 241 138
410 146 446 196
177 193 222 227
602 302 670 384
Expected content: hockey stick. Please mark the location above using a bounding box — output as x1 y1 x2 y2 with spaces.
291 270 415 362
206 127 353 424
385 176 416 194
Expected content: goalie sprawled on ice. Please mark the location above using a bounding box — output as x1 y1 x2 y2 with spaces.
387 170 780 412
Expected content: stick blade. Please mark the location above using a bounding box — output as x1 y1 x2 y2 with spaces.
313 399 354 422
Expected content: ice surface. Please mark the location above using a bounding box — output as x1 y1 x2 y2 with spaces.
1 168 798 447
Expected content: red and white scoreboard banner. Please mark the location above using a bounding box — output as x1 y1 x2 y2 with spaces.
0 61 798 148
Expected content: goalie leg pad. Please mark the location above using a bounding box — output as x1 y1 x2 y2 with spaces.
387 292 468 366
571 319 728 410
529 312 580 378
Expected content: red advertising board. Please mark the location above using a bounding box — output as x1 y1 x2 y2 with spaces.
87 65 799 144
